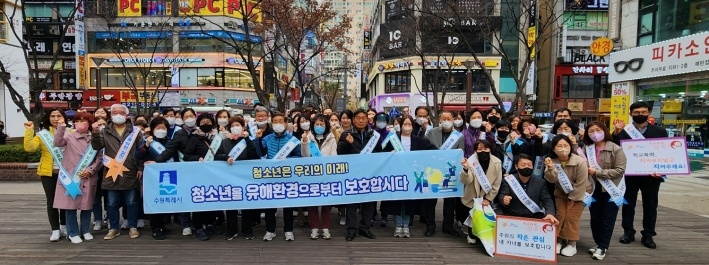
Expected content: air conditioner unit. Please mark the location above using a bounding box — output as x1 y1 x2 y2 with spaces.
578 48 588 55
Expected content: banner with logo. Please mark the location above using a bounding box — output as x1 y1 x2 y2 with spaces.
620 137 690 176
495 216 557 263
143 150 463 213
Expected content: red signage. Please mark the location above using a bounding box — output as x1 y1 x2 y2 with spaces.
83 90 120 107
119 0 140 13
292 88 301 102
555 64 609 75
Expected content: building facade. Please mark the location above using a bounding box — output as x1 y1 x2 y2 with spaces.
1 0 30 137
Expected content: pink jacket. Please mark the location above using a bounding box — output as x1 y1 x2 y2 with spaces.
52 125 103 210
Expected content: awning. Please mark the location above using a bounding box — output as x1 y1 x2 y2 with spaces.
31 102 69 109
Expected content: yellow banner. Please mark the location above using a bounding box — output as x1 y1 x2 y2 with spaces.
610 96 629 132
179 0 223 16
527 26 536 59
118 0 142 17
663 120 706 124
223 0 262 22
598 98 611 112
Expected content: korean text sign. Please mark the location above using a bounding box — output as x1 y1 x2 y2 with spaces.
620 137 691 176
143 150 464 213
495 216 557 263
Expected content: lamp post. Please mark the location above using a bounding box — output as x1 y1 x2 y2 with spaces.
463 60 476 113
91 57 106 108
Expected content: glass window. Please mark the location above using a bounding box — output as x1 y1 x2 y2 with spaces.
57 4 74 18
384 71 410 93
88 37 171 53
106 69 127 87
180 68 197 87
224 68 259 88
423 70 490 93
561 75 595 98
59 72 76 90
198 68 217 87
25 5 53 17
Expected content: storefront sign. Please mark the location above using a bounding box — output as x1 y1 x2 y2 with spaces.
378 18 414 58
228 98 255 106
495 216 557 263
591 37 613 57
572 65 609 74
661 101 683 113
223 0 261 22
663 119 706 124
378 61 412 71
364 31 371 49
384 0 408 23
610 82 630 132
63 60 77 70
385 96 408 104
567 102 584 112
598 98 611 112
226 57 261 66
178 0 223 16
181 97 217 105
621 137 690 176
40 91 83 102
83 90 120 107
443 93 495 105
534 112 554 118
179 31 261 42
159 91 181 107
609 32 709 83
105 56 205 65
75 20 87 90
25 40 52 55
118 0 142 16
563 11 609 30
30 59 63 70
565 0 608 10
121 91 158 108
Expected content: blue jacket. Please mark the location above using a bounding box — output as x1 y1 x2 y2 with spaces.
256 132 301 159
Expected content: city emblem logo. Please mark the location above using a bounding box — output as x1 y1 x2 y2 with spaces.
159 170 178 195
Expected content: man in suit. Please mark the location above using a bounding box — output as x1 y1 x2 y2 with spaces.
498 154 558 223
424 111 465 237
612 101 668 249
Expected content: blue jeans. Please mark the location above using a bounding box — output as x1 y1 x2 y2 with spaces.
107 189 139 230
65 210 91 237
181 213 192 229
394 215 411 228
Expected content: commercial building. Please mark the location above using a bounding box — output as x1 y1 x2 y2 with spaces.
1 0 30 137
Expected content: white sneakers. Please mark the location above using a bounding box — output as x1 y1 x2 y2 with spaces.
121 219 129 230
394 227 403 238
293 211 299 217
137 219 145 229
69 236 83 244
59 225 67 237
560 245 577 257
402 228 410 238
310 229 319 239
263 232 276 241
589 245 598 254
83 233 94 240
556 243 563 254
93 221 102 231
183 228 192 236
592 248 606 260
50 230 61 242
285 232 295 241
339 217 346 226
260 213 266 219
467 237 477 244
321 229 331 240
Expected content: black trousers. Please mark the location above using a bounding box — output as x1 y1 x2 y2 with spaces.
226 209 254 236
455 197 468 223
149 213 167 231
265 208 294 233
192 211 219 230
622 176 661 237
346 203 373 233
41 175 66 230
441 197 456 230
422 198 437 231
590 182 620 250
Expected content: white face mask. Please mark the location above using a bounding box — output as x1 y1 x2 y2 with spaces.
166 117 176 125
376 121 388 129
231 126 243 135
218 118 228 127
175 118 184 125
256 120 268 127
112 115 127 125
556 147 570 156
440 121 453 130
184 118 196 127
99 125 106 131
453 120 464 127
300 122 310 131
416 117 425 125
331 122 340 128
470 119 483 128
394 125 401 132
153 129 168 139
560 132 571 137
273 124 286 133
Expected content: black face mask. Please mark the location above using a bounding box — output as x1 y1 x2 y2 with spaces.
199 124 213 133
477 151 490 161
488 116 500 125
0 125 4 130
632 115 648 124
497 130 509 139
517 167 534 177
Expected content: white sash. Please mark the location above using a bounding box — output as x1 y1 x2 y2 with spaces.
73 144 98 179
228 139 248 159
381 131 394 148
532 156 545 178
502 142 513 174
360 130 381 154
102 126 141 181
37 130 64 162
38 130 82 198
307 140 322 157
248 121 257 140
273 136 300 160
505 175 542 213
586 145 627 207
149 140 174 163
623 124 646 140
203 134 223 162
440 130 462 150
553 163 575 194
469 155 492 194
381 131 404 152
171 126 181 139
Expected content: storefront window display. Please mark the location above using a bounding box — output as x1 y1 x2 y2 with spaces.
385 71 411 93
423 69 490 93
638 0 709 46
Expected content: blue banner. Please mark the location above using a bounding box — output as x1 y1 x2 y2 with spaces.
143 150 464 213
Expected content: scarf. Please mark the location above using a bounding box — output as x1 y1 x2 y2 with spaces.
182 124 197 134
192 128 215 140
463 126 484 157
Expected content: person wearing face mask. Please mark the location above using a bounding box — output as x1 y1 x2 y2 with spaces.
544 108 584 144
463 108 496 158
459 140 502 244
328 113 342 142
543 134 591 257
90 104 145 241
485 107 502 132
423 111 465 237
24 108 69 241
612 101 667 249
90 113 108 231
214 116 260 241
162 109 178 138
582 122 627 260
498 153 558 222
52 112 103 244
301 114 338 240
491 120 515 175
370 113 392 227
291 113 311 224
539 120 582 154
216 110 231 141
452 111 466 132
174 112 185 126
380 116 436 238
412 106 431 137
254 112 302 242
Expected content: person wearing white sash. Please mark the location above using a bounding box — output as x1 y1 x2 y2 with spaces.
543 135 591 257
291 113 312 225
53 111 103 243
460 139 502 245
161 108 178 137
301 114 338 240
537 120 583 204
612 101 668 249
498 154 557 222
91 108 109 231
255 112 302 242
424 111 465 237
215 116 260 241
582 122 627 260
491 120 514 175
23 108 68 241
91 104 145 241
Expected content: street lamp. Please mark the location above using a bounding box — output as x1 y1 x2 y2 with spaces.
91 57 106 108
463 60 476 113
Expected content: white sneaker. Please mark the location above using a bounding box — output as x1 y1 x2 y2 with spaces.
50 230 61 242
285 231 295 241
467 237 477 244
310 229 320 240
556 243 563 254
60 225 67 237
293 211 299 217
589 245 598 254
69 235 83 244
560 245 577 257
260 213 266 219
263 232 276 241
402 228 410 238
182 228 192 236
339 217 346 226
303 211 308 217
457 221 463 228
93 221 102 231
121 219 129 230
321 229 331 240
137 219 145 229
592 248 606 260
394 227 403 238
83 233 94 240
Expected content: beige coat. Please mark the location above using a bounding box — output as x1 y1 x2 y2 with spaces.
587 141 626 192
301 132 338 157
544 154 591 201
460 154 502 208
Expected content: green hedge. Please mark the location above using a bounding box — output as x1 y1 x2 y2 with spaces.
0 144 41 163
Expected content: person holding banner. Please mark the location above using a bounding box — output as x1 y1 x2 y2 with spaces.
292 114 311 226
583 121 627 260
452 111 466 132
23 108 68 242
90 104 145 241
301 114 338 240
543 135 591 257
53 112 103 243
498 154 557 222
460 139 502 244
214 115 260 241
380 116 437 238
371 112 392 226
255 112 302 242
612 101 668 249
412 106 431 137
423 111 465 237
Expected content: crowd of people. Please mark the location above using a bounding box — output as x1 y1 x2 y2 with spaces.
22 101 666 261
